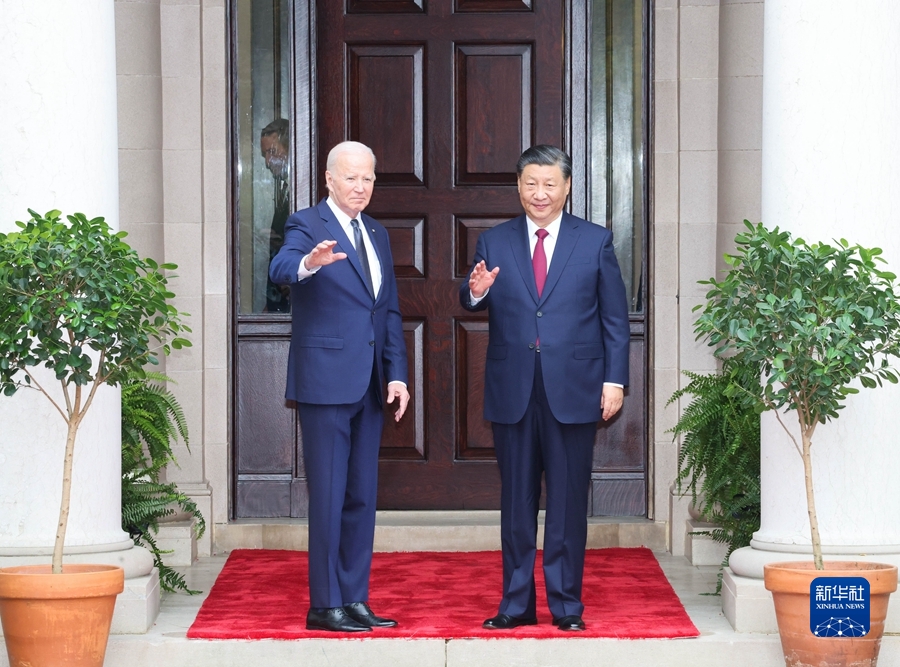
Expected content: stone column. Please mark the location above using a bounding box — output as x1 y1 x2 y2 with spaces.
0 0 157 633
723 0 900 633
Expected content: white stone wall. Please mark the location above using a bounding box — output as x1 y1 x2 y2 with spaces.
654 0 765 554
115 0 228 555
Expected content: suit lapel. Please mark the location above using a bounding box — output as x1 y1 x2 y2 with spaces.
507 215 540 304
318 200 374 300
539 213 579 305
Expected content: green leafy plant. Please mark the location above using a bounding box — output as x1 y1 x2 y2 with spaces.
693 221 900 570
121 371 205 594
0 210 191 574
668 357 762 590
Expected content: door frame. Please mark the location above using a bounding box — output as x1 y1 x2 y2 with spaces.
227 0 653 519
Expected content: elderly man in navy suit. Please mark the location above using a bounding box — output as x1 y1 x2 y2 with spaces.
270 141 409 633
460 145 630 632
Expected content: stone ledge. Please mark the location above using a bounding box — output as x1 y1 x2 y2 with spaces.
721 567 777 633
111 569 161 634
214 513 667 553
156 519 198 567
685 519 729 566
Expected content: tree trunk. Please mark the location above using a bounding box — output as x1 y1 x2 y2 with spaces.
52 417 81 573
802 429 824 570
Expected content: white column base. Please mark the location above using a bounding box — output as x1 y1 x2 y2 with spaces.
685 519 730 566
668 485 692 556
178 482 212 557
724 546 900 632
0 543 154 578
111 568 161 634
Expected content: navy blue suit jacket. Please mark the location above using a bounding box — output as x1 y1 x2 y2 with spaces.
269 199 408 405
460 212 630 425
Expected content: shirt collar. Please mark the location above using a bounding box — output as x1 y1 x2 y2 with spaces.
525 212 563 239
325 196 360 230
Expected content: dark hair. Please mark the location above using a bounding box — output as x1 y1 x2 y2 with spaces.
516 145 572 180
261 118 289 149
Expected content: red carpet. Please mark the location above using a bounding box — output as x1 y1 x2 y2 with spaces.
187 548 699 640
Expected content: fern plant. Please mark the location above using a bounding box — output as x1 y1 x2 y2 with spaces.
668 357 762 591
121 371 205 594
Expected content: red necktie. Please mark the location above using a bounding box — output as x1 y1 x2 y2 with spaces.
533 228 549 297
533 229 549 349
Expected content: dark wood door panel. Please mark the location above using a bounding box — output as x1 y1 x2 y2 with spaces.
347 0 426 14
380 320 426 460
454 216 512 278
454 319 493 460
235 337 296 473
455 43 532 184
349 44 425 185
592 476 646 516
383 218 426 277
592 332 645 470
455 0 533 11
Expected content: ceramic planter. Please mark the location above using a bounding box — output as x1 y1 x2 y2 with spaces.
764 561 897 667
0 564 124 667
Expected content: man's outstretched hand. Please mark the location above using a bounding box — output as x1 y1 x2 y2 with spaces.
304 239 348 269
469 260 499 298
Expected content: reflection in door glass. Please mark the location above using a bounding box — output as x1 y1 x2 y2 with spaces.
235 0 291 314
590 0 645 314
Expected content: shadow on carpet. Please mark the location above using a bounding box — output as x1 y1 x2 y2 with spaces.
187 547 700 640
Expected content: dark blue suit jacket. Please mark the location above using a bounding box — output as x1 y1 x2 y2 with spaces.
269 199 408 405
460 212 630 425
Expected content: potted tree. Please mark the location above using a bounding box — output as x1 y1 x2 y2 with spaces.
0 210 190 667
693 221 899 667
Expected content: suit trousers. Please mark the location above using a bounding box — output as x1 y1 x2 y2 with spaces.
491 354 596 620
297 369 383 609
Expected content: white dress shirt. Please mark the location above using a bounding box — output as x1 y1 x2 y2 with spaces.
297 197 383 298
470 212 562 306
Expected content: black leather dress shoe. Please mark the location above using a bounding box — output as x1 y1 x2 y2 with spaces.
343 601 398 628
482 613 538 629
553 615 586 631
306 607 371 632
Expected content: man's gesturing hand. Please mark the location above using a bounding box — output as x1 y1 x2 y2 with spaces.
304 239 348 270
469 260 499 298
386 382 410 422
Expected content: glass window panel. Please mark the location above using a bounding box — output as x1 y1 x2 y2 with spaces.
236 0 291 314
590 0 645 314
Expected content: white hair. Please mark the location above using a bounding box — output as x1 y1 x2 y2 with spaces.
326 141 377 172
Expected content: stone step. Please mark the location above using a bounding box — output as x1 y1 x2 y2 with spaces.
215 512 668 553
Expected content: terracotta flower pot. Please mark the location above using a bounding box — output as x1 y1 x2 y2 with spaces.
764 561 898 667
0 564 124 667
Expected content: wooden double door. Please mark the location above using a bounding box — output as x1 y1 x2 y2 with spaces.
233 0 647 517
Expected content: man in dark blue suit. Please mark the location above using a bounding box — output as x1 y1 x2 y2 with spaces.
270 141 409 633
460 145 630 632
